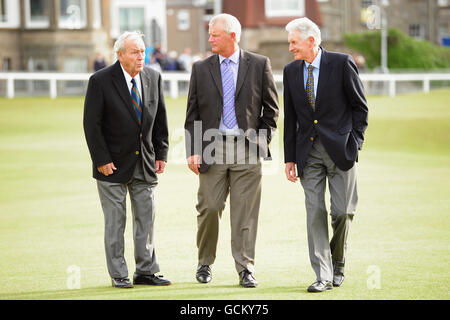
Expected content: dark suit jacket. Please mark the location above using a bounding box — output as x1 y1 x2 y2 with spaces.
83 61 169 183
185 49 279 173
283 48 368 175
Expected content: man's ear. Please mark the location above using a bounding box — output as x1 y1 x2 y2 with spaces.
230 32 237 42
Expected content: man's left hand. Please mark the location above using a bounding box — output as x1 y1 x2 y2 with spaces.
156 160 166 174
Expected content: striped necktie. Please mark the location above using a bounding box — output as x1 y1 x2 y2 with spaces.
306 64 315 109
221 58 238 129
131 78 142 125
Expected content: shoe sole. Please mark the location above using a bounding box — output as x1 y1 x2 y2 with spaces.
307 286 333 293
133 281 171 286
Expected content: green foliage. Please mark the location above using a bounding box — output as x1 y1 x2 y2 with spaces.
344 28 450 70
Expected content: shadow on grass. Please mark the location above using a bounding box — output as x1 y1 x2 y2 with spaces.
2 281 306 300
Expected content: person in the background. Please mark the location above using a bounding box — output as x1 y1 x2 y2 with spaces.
283 18 368 293
185 13 279 288
163 51 180 71
93 52 107 71
178 47 193 72
83 31 171 289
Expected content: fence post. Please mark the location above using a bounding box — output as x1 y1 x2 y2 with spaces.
389 79 396 97
7 77 14 99
423 77 430 94
170 79 179 99
50 78 57 99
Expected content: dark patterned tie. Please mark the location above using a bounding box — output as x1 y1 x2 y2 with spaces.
131 78 142 125
306 64 315 109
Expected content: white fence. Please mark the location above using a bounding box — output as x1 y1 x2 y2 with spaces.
0 71 449 99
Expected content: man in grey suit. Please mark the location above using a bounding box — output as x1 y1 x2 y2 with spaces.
184 14 279 287
283 18 368 292
83 31 171 288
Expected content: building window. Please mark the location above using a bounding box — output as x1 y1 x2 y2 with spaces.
265 0 305 17
93 0 102 29
25 0 50 28
119 7 145 34
409 24 425 39
438 0 448 6
361 0 375 9
59 0 87 29
177 10 190 31
0 0 6 22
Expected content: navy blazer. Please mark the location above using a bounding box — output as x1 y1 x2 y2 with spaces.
83 61 169 183
283 48 368 175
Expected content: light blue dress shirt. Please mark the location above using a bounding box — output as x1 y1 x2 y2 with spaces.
218 47 240 135
303 48 322 98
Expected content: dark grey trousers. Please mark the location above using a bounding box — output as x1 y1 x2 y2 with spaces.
96 162 159 279
300 137 357 282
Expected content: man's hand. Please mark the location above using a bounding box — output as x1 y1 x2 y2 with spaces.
187 154 201 175
285 162 298 182
97 162 117 176
155 160 166 174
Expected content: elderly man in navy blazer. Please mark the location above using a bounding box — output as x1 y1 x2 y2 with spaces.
283 18 368 293
84 31 170 288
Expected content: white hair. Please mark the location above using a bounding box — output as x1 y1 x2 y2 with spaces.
285 17 321 49
209 13 242 43
113 31 145 59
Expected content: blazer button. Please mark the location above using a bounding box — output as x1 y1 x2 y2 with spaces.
139 133 143 137
135 151 140 155
310 137 314 141
314 120 318 124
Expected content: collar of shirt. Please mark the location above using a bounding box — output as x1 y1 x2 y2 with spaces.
304 48 322 71
219 46 240 65
303 48 322 95
120 63 142 97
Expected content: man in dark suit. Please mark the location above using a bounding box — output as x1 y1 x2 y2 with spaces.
283 18 368 292
185 14 279 287
83 31 171 288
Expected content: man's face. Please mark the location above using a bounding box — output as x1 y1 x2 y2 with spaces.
118 38 145 77
288 30 313 61
208 21 235 56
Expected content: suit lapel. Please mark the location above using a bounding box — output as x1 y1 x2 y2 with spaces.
209 55 223 97
140 69 151 126
235 49 249 98
112 61 140 125
315 48 332 110
293 60 309 108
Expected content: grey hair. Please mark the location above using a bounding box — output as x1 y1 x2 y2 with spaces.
209 13 242 43
285 17 321 49
113 31 145 59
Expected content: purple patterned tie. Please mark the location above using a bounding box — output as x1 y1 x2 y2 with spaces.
221 58 237 129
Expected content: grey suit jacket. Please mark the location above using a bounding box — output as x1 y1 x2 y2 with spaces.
184 49 279 173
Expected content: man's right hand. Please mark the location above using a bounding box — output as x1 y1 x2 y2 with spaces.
97 162 117 176
187 155 201 175
285 162 298 182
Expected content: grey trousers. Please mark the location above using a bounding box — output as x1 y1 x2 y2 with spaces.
96 162 159 279
300 137 357 282
196 137 262 274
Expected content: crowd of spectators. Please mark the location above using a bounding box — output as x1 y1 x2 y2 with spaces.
145 45 212 73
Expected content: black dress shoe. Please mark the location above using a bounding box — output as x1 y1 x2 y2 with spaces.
307 280 333 292
196 265 212 283
133 273 171 286
333 261 345 287
111 278 133 288
239 270 258 288
333 274 345 287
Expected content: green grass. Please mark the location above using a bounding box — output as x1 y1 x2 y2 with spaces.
0 89 449 300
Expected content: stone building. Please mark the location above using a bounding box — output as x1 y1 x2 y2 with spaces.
0 0 166 72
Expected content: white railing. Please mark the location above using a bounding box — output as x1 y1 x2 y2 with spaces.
0 71 449 99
